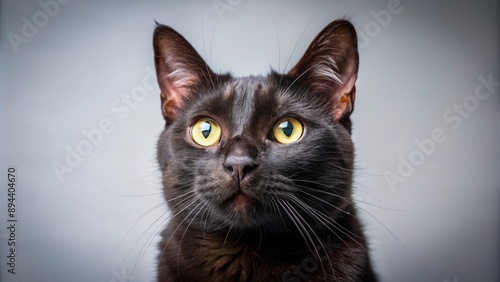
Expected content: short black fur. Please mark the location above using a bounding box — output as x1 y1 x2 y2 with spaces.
154 19 377 282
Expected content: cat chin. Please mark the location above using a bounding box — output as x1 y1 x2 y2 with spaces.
203 197 264 229
223 196 258 220
231 193 255 212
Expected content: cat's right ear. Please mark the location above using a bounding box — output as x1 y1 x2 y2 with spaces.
153 23 215 124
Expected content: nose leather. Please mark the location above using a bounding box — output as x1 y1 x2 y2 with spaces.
224 139 258 184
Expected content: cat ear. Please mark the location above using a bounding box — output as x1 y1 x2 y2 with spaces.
153 23 215 123
287 20 359 121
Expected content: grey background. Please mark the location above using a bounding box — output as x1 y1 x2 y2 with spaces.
0 0 498 281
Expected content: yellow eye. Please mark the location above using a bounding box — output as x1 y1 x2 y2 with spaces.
272 118 303 144
190 118 221 147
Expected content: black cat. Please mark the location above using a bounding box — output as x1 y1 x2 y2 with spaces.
153 19 377 282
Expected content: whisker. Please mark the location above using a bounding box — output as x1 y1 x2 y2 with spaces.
267 196 289 234
156 197 204 273
285 192 364 248
282 63 319 95
200 202 211 240
294 179 351 190
130 195 198 268
177 201 208 277
270 16 281 72
294 184 410 251
114 202 166 251
209 13 223 72
282 14 314 74
289 192 387 270
355 204 411 253
281 200 333 281
295 187 353 215
120 209 169 272
115 202 166 229
199 2 215 90
223 224 233 247
91 181 163 197
295 179 415 213
276 199 314 255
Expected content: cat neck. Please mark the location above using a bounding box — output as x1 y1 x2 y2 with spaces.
159 204 370 281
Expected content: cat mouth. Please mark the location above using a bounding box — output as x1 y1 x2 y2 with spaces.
210 188 261 227
218 190 256 217
232 192 254 211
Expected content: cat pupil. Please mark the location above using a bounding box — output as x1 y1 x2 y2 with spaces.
279 121 293 137
200 121 211 139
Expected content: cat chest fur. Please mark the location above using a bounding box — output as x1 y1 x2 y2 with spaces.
159 222 371 282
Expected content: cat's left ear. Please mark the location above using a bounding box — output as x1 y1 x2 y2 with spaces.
288 20 359 121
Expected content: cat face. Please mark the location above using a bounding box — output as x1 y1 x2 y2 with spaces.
154 20 359 232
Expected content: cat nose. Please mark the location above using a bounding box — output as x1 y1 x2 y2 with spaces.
224 154 257 184
224 137 258 184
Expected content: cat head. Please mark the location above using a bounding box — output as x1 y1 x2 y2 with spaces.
154 20 359 232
